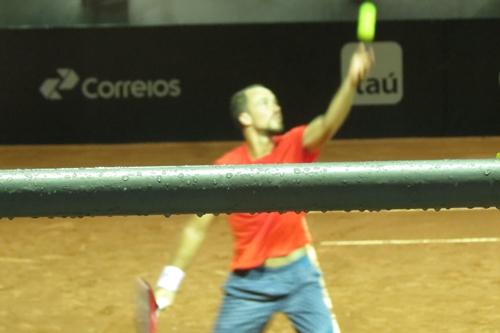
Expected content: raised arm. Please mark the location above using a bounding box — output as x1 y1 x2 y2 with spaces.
302 43 374 151
154 213 216 310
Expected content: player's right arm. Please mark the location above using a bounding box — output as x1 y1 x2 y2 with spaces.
302 43 374 152
154 213 216 310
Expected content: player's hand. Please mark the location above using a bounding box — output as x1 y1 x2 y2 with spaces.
347 43 375 87
154 287 177 312
155 265 185 312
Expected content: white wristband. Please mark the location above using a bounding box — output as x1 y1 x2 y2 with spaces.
156 266 185 292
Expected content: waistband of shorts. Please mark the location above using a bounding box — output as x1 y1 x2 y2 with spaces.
263 246 308 268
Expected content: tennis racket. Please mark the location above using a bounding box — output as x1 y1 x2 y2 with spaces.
135 278 158 333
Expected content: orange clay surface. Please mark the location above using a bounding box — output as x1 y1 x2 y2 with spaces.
0 136 499 333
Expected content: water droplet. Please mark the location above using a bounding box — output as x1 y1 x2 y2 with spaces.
156 176 162 183
294 168 300 174
226 173 233 179
484 170 491 176
123 187 128 191
122 176 129 181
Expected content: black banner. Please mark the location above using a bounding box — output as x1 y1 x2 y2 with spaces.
0 19 498 144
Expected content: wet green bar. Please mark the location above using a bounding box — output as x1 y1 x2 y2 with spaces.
0 159 498 218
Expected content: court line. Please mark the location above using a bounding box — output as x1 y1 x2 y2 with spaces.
320 237 500 246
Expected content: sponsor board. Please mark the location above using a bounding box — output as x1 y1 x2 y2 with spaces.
341 41 403 105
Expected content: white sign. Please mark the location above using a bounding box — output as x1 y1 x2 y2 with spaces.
341 41 403 105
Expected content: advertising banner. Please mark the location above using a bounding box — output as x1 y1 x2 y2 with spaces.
0 20 498 143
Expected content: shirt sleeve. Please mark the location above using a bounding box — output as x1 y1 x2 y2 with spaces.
283 125 320 163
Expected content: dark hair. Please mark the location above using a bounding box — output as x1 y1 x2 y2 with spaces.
229 84 265 128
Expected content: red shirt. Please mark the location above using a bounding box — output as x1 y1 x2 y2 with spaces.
214 125 320 270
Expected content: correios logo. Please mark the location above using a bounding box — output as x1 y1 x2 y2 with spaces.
40 68 181 100
341 42 403 105
40 68 79 100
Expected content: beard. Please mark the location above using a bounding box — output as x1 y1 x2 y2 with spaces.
263 118 284 135
261 123 284 135
264 127 284 135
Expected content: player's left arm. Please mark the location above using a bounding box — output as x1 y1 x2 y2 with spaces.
302 43 374 152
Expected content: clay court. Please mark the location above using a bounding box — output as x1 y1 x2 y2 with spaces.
1 137 499 333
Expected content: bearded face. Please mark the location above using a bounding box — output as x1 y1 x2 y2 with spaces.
241 86 284 134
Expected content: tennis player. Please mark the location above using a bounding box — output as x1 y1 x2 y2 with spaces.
155 43 374 333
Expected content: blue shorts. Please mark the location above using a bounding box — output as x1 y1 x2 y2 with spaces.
212 255 336 333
